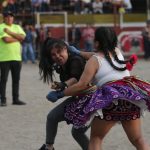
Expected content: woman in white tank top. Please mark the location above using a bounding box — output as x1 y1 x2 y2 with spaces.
47 27 150 150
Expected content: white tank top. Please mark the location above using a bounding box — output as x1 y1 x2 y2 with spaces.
92 52 130 87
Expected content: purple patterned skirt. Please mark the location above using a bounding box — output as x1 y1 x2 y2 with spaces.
64 76 150 128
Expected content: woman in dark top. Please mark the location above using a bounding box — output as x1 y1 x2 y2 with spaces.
38 38 89 150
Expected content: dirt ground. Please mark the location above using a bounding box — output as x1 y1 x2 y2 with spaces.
0 59 150 150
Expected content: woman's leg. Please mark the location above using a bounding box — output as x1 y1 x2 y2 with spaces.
122 119 150 150
45 97 89 150
71 126 89 150
89 118 116 150
46 99 71 145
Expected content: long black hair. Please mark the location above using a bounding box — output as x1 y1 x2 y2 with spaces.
94 27 136 71
39 37 69 83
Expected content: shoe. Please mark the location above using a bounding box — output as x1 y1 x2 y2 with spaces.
0 98 7 106
12 100 26 105
39 144 55 150
39 144 48 150
0 101 7 106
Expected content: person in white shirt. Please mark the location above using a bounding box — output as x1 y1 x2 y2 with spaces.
92 0 103 14
48 27 150 150
123 0 132 13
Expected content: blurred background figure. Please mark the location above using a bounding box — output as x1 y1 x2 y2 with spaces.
36 23 47 59
142 20 150 60
103 0 113 14
68 22 81 49
123 0 132 13
82 23 95 52
22 24 35 64
30 25 38 59
40 0 50 12
92 0 103 14
46 27 52 38
31 0 41 12
72 0 83 14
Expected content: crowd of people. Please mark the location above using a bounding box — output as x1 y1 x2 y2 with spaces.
0 8 150 150
0 0 133 15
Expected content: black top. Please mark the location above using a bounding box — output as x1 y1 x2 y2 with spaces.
54 53 86 82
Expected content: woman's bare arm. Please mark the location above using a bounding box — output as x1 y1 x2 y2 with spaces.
64 56 99 96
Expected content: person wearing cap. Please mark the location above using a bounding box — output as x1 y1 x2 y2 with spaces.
142 20 150 60
0 11 26 106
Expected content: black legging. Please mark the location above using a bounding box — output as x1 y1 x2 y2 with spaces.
46 97 89 150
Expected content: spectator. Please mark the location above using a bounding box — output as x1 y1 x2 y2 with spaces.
30 25 37 58
82 23 95 52
31 0 41 12
103 0 113 13
72 0 83 14
123 0 132 13
92 0 103 14
0 11 26 106
3 0 17 14
40 0 50 12
68 22 81 49
142 20 150 60
36 23 47 59
46 28 52 38
22 24 35 64
81 0 92 14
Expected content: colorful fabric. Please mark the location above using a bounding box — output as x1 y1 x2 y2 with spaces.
64 76 150 128
76 85 97 96
100 100 140 121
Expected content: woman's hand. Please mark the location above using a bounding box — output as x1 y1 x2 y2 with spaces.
51 81 68 91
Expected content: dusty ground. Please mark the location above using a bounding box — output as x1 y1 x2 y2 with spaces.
0 59 150 150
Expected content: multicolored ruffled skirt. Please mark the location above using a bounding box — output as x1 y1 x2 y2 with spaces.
64 76 150 128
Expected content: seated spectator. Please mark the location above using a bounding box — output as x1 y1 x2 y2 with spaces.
81 0 92 14
103 0 113 13
92 0 103 14
70 0 83 14
49 0 64 11
61 0 70 12
31 0 41 12
17 0 31 13
123 0 132 13
3 0 17 14
40 0 50 12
